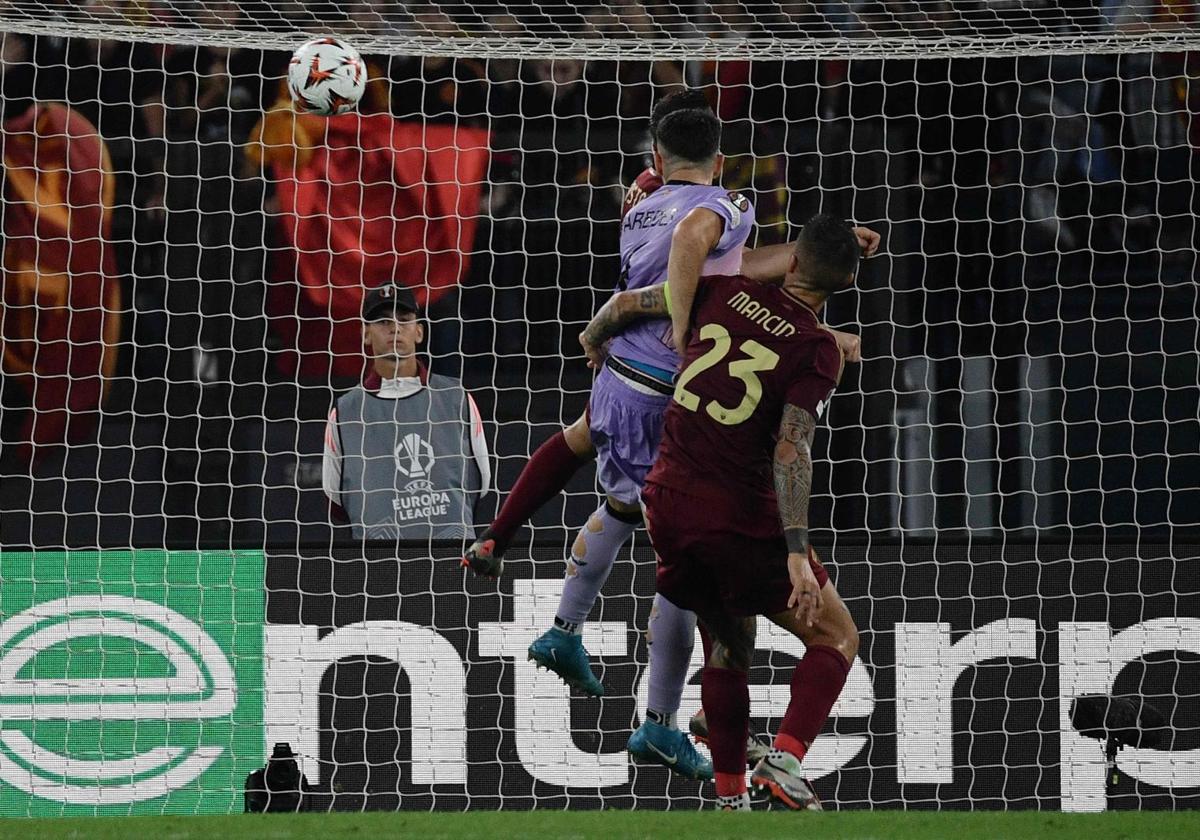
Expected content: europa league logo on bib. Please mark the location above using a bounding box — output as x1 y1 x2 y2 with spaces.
395 433 436 492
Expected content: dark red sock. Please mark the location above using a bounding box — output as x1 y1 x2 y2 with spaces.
776 644 851 759
489 430 586 551
701 666 749 795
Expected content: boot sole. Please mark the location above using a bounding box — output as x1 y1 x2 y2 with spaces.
751 772 820 811
527 651 604 697
626 746 712 781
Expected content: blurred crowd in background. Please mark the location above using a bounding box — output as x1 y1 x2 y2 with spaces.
0 1 1196 544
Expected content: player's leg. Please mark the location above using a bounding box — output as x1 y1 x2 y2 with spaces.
687 622 771 770
768 580 859 758
643 593 696 729
626 593 714 780
463 411 594 576
528 371 669 697
698 609 757 811
751 572 858 811
527 493 640 696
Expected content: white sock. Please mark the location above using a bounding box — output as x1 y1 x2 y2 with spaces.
716 792 751 811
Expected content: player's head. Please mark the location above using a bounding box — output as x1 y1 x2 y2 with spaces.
787 214 861 297
649 89 711 141
652 105 723 181
361 283 424 376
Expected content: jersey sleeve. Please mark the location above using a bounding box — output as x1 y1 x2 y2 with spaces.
697 191 756 256
783 333 843 420
322 406 343 505
466 392 492 496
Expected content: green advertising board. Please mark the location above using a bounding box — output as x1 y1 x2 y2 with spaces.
0 551 264 816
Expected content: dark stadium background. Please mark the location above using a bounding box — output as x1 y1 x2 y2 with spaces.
0 13 1196 548
0 1 1198 820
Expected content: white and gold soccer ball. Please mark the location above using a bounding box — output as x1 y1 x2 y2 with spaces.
287 36 366 116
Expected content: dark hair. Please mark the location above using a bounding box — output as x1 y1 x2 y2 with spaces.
649 88 711 139
794 213 860 292
655 107 722 166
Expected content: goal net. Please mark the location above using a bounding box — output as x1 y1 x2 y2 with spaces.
0 0 1197 817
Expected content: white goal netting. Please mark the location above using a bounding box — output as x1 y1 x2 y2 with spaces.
2 1 1200 56
0 0 1198 818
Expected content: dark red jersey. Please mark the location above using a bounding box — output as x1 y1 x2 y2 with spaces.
645 274 842 536
621 167 664 219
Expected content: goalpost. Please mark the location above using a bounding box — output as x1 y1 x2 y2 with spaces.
0 0 1197 816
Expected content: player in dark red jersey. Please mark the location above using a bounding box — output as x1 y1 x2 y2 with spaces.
577 213 862 811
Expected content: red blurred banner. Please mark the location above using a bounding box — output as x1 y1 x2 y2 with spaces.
251 107 490 380
1 103 120 464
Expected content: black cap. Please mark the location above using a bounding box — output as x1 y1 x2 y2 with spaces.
361 284 419 321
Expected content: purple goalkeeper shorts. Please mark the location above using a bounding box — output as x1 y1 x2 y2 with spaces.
587 365 671 505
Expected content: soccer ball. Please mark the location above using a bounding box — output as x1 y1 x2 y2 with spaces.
287 36 366 116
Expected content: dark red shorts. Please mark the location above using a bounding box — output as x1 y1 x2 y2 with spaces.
643 482 829 618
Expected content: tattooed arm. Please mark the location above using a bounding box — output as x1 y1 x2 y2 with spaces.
578 284 668 369
775 403 824 624
775 403 817 555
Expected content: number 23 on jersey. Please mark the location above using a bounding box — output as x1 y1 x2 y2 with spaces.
674 323 780 426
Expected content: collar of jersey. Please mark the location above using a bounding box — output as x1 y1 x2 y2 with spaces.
376 376 423 399
779 287 822 321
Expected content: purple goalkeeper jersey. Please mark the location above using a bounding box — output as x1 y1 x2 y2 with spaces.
606 182 755 373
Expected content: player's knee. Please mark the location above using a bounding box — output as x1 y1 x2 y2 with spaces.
836 621 859 663
604 496 642 521
805 612 858 663
704 616 755 672
816 588 859 662
821 607 859 663
563 413 595 457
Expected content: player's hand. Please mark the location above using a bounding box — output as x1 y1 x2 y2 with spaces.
851 226 881 259
578 329 608 370
826 328 862 363
787 549 824 627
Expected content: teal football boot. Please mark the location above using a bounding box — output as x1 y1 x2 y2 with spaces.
627 719 714 781
527 627 604 697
